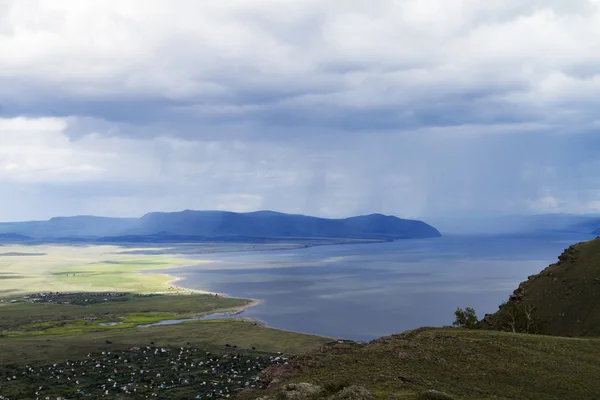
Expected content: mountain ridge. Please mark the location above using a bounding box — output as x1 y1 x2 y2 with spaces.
0 210 441 243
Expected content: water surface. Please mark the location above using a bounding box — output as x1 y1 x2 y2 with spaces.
160 234 594 341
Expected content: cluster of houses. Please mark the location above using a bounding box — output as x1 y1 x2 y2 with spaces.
18 292 129 305
1 346 288 399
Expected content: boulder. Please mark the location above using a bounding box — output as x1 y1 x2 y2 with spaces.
278 382 323 399
328 385 372 400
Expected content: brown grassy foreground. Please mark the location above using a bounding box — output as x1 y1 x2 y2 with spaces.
242 327 600 400
0 293 331 399
1 318 331 364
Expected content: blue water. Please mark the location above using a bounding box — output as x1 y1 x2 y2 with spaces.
163 234 595 341
137 312 235 328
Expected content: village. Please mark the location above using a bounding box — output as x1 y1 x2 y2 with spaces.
17 292 131 305
1 344 288 399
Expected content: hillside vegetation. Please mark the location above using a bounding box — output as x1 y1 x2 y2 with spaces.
240 328 600 400
481 236 600 337
240 237 600 400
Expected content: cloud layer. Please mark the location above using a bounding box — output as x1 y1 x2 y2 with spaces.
1 1 599 222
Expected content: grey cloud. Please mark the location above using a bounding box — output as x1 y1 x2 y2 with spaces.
1 1 598 140
1 1 600 221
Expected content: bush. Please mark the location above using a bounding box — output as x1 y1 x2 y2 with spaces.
453 307 478 329
418 389 456 400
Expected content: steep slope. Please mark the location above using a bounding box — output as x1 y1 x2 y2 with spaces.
482 236 600 337
0 210 441 241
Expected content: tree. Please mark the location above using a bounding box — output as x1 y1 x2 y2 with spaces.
497 301 522 333
520 303 539 334
453 307 478 329
503 303 519 333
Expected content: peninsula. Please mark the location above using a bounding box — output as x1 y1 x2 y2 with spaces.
0 210 441 244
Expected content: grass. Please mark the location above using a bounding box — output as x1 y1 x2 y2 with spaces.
0 244 331 369
242 327 600 400
0 245 331 397
1 319 331 364
0 293 250 331
8 312 188 336
483 236 600 337
0 244 211 296
3 240 600 398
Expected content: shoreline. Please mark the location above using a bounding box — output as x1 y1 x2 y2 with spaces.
162 270 263 314
239 316 337 341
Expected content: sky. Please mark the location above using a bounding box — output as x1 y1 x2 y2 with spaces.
1 0 600 223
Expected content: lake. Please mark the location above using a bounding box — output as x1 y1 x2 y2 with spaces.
161 233 595 341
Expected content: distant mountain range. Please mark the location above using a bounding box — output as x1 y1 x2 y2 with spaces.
430 213 600 235
0 210 441 244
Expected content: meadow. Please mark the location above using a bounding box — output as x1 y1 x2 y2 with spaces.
0 244 331 399
0 244 209 296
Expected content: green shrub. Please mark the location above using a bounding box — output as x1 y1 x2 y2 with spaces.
453 307 478 329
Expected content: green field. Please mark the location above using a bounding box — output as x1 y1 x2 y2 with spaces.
0 244 332 399
0 244 210 296
0 245 329 352
0 293 251 333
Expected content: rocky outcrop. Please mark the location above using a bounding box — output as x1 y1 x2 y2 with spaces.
278 383 323 399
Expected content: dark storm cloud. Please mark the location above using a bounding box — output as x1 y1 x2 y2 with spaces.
1 0 600 221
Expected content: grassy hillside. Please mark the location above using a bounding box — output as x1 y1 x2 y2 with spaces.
239 238 600 400
481 236 600 337
241 327 600 400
